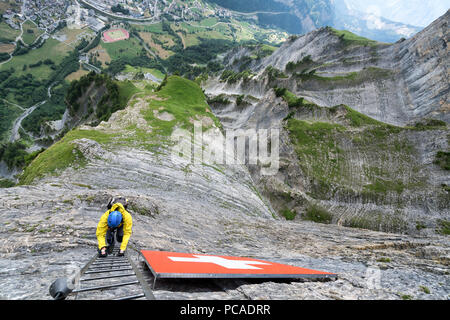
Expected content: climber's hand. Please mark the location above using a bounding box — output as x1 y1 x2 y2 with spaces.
99 247 107 258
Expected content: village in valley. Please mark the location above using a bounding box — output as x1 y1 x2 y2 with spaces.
2 0 233 31
1 0 287 81
0 0 287 155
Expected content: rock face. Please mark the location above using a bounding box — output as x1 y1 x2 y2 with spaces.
246 10 449 125
202 12 449 234
1 184 449 300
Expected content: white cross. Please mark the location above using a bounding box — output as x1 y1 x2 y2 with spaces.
168 255 271 270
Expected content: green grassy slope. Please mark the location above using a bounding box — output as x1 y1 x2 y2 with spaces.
283 90 447 232
19 76 221 184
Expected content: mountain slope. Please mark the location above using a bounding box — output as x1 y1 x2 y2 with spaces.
253 10 449 125
201 11 449 234
19 76 272 220
1 76 449 300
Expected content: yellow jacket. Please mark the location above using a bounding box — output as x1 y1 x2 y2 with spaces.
96 203 133 251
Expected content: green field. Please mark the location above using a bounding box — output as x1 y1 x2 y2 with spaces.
142 76 220 138
132 22 164 34
102 37 144 60
0 21 20 42
123 65 165 80
21 20 44 45
19 129 115 185
1 38 72 81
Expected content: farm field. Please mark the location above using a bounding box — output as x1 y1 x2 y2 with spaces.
123 64 165 80
138 31 175 59
133 23 165 34
0 43 15 53
88 44 112 68
0 21 20 42
21 20 44 45
0 38 72 81
65 66 89 82
102 36 145 60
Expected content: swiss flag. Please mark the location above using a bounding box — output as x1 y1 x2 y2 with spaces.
141 250 336 278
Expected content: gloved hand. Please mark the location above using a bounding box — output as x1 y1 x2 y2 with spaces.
117 250 125 257
99 247 107 258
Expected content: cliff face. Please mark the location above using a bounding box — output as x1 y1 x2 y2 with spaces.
202 12 449 234
251 10 449 125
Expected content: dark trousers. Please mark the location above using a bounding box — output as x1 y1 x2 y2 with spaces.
106 225 124 247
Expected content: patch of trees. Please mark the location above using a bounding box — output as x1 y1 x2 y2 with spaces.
46 50 79 86
164 38 234 79
273 87 287 97
0 52 10 62
220 69 254 84
12 40 30 56
236 94 245 106
80 26 109 53
434 151 450 171
0 178 15 188
161 20 183 52
95 77 121 123
285 55 313 73
65 72 129 123
22 83 68 135
207 94 231 105
273 86 307 108
0 141 43 169
105 54 163 76
89 53 102 69
265 65 288 81
0 72 47 106
66 71 98 107
0 100 20 141
82 34 101 53
53 21 67 33
111 4 130 15
76 38 89 51
0 68 14 83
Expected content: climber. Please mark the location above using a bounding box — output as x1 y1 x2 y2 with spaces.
96 197 133 258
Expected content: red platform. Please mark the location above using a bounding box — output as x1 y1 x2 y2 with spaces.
140 250 337 283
